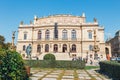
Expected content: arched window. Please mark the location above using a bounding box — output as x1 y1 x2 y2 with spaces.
62 29 67 40
37 44 41 53
88 31 92 39
89 45 93 51
72 44 76 52
45 29 50 40
38 30 42 40
62 44 67 52
54 44 58 52
71 29 76 40
45 44 49 52
23 45 26 51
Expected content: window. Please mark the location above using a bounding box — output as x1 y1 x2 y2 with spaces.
38 30 42 40
62 29 67 40
71 29 76 40
45 30 50 40
62 44 67 52
23 45 26 51
24 33 27 40
37 45 41 53
72 44 76 52
88 32 92 39
89 45 93 51
54 44 58 52
45 44 49 52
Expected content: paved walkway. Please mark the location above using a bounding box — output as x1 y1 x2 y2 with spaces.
30 68 111 80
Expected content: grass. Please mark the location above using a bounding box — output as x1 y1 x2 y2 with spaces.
74 69 78 80
31 66 100 70
85 66 99 70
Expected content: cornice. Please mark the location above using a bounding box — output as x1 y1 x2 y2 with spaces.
18 23 99 29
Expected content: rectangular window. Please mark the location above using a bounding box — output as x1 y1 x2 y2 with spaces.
46 35 49 40
72 34 76 40
24 33 27 40
89 45 93 51
62 33 67 40
88 32 92 39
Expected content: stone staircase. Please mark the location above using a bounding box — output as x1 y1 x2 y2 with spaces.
38 53 73 60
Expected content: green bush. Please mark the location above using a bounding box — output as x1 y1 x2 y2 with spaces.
43 53 56 60
99 61 120 79
24 60 85 69
43 54 56 68
0 49 28 80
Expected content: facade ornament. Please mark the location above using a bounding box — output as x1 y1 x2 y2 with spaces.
20 21 24 25
34 15 38 24
30 20 32 24
94 18 97 22
82 13 85 17
34 15 38 21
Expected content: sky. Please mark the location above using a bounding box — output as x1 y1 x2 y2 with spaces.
0 0 120 43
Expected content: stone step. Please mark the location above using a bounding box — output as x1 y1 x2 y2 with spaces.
38 53 73 60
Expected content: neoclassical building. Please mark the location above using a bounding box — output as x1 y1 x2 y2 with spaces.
17 13 111 60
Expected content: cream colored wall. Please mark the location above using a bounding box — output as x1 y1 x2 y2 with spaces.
17 15 107 59
17 26 105 56
18 28 33 41
98 29 104 42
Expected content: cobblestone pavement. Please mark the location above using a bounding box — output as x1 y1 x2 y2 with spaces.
30 68 111 80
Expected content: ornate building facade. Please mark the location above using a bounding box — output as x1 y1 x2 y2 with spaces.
17 13 110 60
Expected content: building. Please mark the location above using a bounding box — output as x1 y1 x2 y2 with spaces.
106 30 120 57
17 13 110 60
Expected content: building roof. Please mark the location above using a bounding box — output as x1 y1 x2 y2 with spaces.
115 30 120 37
19 13 99 27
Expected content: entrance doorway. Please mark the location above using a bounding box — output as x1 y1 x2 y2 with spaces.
71 44 76 52
54 44 58 52
45 44 49 52
63 44 67 52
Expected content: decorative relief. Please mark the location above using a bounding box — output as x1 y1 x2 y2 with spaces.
35 16 84 26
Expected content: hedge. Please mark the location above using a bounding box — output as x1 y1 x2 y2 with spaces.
99 61 120 79
24 60 85 69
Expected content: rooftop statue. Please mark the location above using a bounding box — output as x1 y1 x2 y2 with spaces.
94 18 97 22
12 31 16 37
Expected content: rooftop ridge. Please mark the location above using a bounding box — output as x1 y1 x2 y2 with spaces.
38 14 83 19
